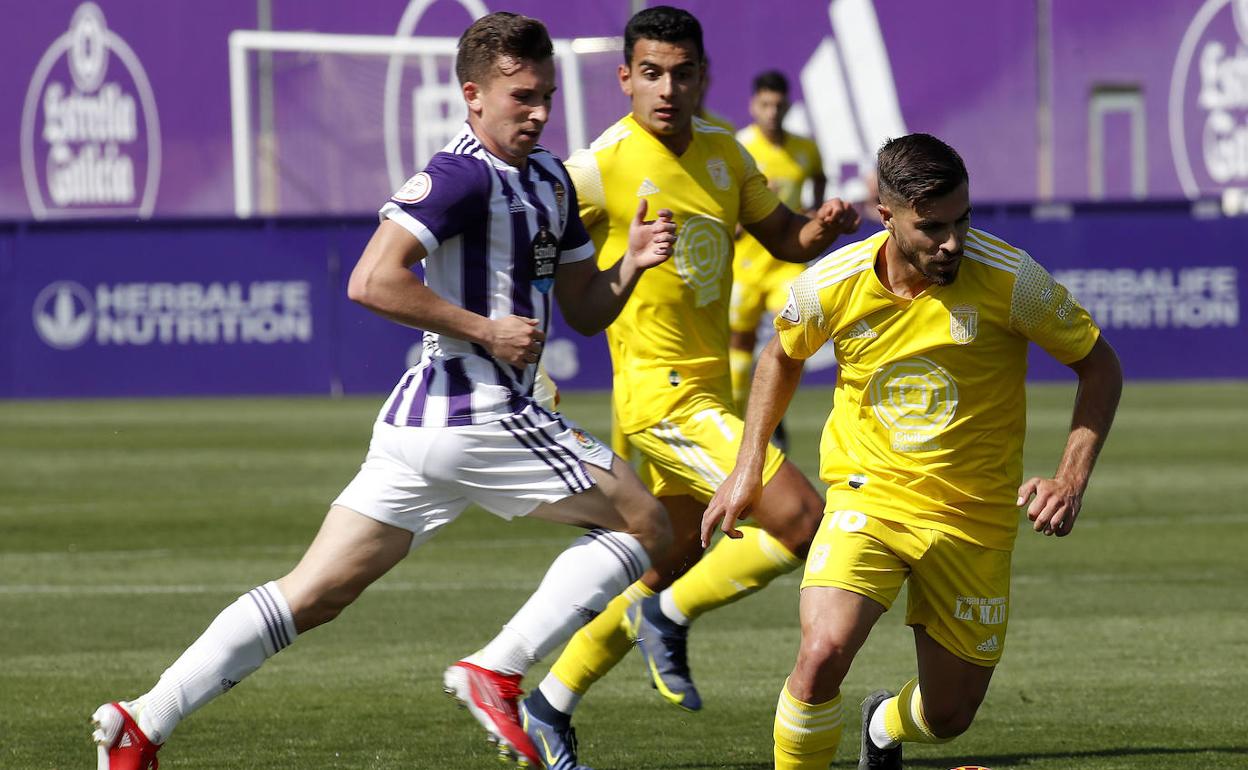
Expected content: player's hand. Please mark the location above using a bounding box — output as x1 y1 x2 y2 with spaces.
701 467 763 547
812 198 861 237
487 315 545 368
1018 476 1083 537
627 199 677 269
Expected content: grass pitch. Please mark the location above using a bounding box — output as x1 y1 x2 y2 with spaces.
1 382 1246 769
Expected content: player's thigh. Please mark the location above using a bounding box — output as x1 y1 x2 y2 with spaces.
788 584 887 701
906 532 1012 668
630 403 785 502
278 505 414 627
751 459 824 554
532 453 665 534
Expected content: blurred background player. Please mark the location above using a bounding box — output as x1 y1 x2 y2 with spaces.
505 8 859 768
704 133 1122 770
729 70 827 450
90 13 680 770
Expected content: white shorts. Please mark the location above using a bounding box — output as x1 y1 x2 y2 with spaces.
334 404 614 548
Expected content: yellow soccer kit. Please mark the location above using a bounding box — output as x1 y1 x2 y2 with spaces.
730 125 824 335
566 113 785 499
776 227 1100 550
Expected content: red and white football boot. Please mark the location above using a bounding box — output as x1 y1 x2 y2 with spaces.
443 661 542 767
91 702 161 770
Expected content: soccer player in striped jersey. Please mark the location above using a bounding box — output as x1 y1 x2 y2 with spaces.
703 133 1123 769
512 8 860 769
91 13 678 770
729 69 827 449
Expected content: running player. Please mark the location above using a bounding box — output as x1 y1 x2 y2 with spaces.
91 13 678 770
703 133 1123 769
504 7 860 768
729 70 826 449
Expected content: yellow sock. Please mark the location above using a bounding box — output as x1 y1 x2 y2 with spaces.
881 678 951 744
669 525 801 621
729 347 754 411
549 582 653 694
774 680 843 769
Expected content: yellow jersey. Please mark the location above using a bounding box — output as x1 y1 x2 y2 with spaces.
567 114 781 433
775 228 1100 550
734 126 823 283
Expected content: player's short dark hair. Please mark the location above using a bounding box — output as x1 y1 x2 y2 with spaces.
752 70 789 95
624 6 705 66
876 133 968 207
456 12 553 85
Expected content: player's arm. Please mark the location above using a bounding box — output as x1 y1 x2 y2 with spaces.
742 198 860 263
1019 335 1123 537
701 335 804 546
554 199 675 336
348 220 541 368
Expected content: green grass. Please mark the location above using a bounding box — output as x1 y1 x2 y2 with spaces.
1 383 1247 769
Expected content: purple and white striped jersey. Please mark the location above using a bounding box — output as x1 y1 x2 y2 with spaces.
376 124 595 427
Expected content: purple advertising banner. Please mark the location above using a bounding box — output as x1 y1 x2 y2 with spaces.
4 1 1247 222
1 204 1243 400
2 220 335 398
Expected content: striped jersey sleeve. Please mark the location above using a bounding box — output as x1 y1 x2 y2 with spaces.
381 153 488 255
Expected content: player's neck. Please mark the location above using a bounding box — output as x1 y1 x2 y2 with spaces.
757 125 785 145
467 119 528 169
878 237 931 299
634 113 693 155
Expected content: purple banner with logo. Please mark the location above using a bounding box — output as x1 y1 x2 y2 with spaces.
1 204 1243 399
4 1 1248 222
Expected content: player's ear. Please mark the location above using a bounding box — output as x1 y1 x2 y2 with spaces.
463 81 484 115
879 203 893 231
618 63 632 96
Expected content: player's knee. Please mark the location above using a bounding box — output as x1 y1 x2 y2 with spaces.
794 631 856 684
285 580 363 632
923 695 982 739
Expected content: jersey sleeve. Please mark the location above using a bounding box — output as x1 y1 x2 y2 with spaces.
556 163 595 264
1009 253 1100 364
379 153 486 255
565 148 607 231
774 267 834 360
736 140 782 225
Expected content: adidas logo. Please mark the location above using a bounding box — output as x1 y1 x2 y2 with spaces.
636 178 660 196
509 199 527 213
221 677 239 692
844 319 878 340
118 733 133 748
573 605 600 623
976 635 999 653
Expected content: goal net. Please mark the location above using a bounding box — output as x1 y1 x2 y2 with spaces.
228 30 624 217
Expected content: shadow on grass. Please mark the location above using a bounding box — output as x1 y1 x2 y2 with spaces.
908 744 1248 768
612 744 1248 770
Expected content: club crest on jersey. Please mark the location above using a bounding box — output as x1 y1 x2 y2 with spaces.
571 428 597 450
393 172 432 204
779 294 800 323
706 157 731 190
950 304 978 344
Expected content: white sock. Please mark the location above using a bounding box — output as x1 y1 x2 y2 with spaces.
134 582 297 744
659 588 690 626
467 529 649 674
869 695 901 749
537 673 582 714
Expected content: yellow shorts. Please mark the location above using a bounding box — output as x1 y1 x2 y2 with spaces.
801 509 1011 667
628 399 786 502
729 255 805 334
